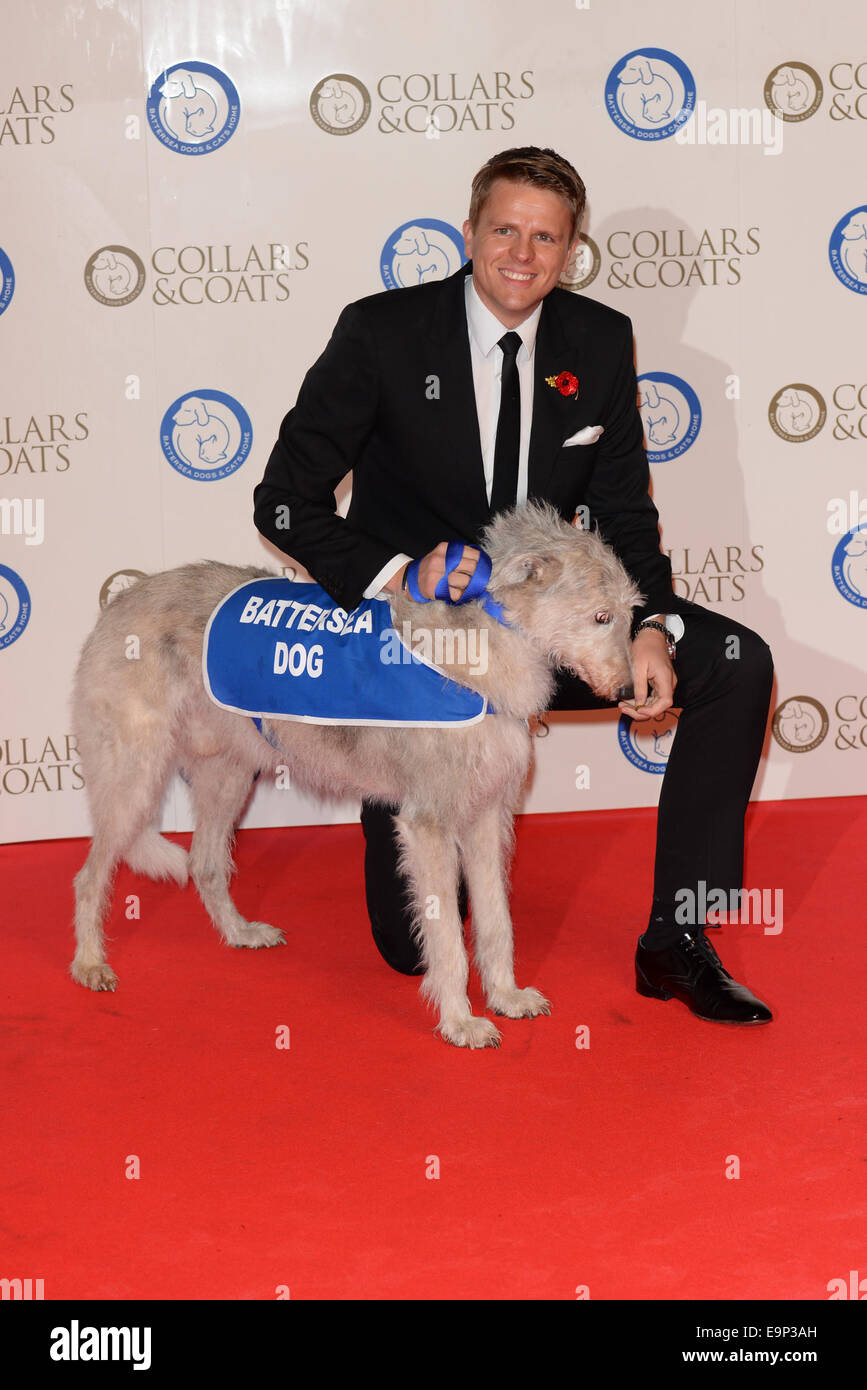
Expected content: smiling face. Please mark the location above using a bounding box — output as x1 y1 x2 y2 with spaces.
462 178 579 328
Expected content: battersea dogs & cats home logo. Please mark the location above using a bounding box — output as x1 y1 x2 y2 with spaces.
147 62 240 154
774 694 867 754
763 63 823 121
160 390 252 481
380 219 466 289
638 373 701 461
771 697 830 754
0 247 15 316
831 522 867 608
617 709 680 773
0 564 31 650
559 234 601 292
829 205 867 294
84 247 146 307
769 382 867 442
764 58 867 123
605 49 696 140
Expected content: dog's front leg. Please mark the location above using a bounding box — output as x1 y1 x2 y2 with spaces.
395 813 501 1049
460 805 551 1022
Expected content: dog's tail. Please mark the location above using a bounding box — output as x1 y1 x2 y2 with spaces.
123 827 189 887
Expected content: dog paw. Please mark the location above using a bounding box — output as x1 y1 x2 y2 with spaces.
438 1015 502 1049
231 922 285 949
489 986 551 1019
70 961 118 992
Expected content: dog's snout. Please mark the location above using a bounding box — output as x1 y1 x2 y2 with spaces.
617 683 634 703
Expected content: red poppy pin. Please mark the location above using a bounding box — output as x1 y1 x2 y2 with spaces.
545 370 579 398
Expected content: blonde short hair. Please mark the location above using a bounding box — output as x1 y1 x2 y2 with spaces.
468 147 586 241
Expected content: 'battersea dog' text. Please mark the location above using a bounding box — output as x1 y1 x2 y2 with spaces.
239 595 489 677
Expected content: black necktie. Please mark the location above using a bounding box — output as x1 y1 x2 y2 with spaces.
490 331 522 515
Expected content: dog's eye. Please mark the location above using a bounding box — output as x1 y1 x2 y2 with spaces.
594 611 611 625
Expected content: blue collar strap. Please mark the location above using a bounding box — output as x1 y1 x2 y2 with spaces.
405 542 509 625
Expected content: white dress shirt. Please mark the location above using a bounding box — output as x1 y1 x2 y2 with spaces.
464 273 543 506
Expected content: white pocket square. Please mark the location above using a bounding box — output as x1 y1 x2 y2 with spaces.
563 425 604 447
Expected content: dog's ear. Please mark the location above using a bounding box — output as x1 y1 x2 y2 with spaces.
494 550 561 588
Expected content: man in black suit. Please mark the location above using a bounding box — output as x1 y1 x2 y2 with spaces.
254 146 774 1025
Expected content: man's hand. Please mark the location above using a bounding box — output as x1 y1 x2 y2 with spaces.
384 543 482 601
618 626 677 721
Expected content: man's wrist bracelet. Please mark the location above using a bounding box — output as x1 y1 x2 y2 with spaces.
635 619 676 659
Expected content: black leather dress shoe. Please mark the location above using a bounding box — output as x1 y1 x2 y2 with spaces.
635 929 772 1024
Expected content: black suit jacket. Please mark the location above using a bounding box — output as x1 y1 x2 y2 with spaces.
253 262 674 619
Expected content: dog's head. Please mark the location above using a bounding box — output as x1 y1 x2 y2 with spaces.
842 214 867 242
618 56 654 87
173 397 210 427
393 226 433 256
844 532 867 559
483 502 641 701
160 69 198 101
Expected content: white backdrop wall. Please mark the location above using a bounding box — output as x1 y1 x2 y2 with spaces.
1 0 865 845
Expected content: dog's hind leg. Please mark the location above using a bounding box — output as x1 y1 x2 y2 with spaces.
71 838 124 991
395 813 501 1049
459 804 551 1022
186 755 285 951
71 734 177 991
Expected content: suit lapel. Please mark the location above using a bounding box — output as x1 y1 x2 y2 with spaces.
528 292 584 501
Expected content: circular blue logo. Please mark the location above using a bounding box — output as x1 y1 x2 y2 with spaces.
160 390 253 481
638 372 701 461
146 62 240 155
828 206 867 295
605 49 696 140
0 564 31 649
617 710 679 773
0 247 15 317
831 523 867 608
380 219 466 290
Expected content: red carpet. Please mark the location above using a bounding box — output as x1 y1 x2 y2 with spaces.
1 797 864 1302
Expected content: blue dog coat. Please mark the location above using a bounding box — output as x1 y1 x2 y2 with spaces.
203 578 488 727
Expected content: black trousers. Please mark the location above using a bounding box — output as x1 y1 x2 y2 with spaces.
361 599 774 973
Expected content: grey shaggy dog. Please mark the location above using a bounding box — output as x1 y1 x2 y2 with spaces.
71 502 640 1048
